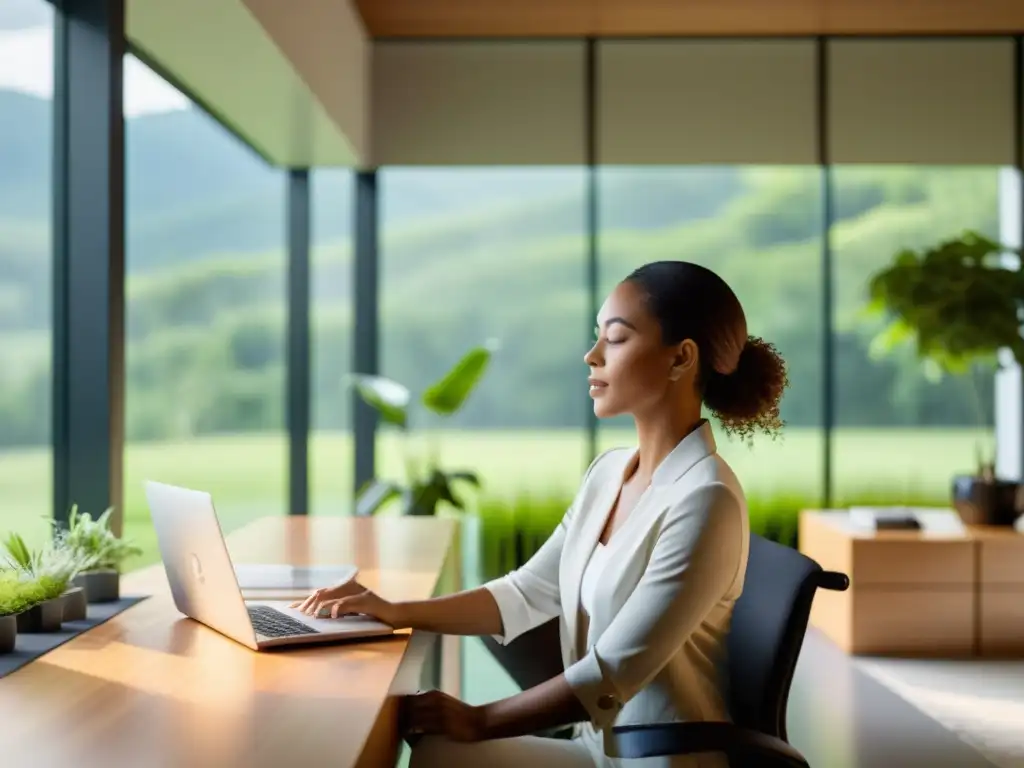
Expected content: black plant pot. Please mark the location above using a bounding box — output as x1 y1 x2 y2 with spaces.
952 475 1021 527
0 614 15 654
16 597 64 633
73 569 120 604
62 586 88 622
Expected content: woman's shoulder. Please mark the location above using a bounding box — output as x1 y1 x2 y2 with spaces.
581 445 635 486
666 458 749 533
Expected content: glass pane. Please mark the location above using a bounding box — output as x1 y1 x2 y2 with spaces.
123 59 286 567
597 167 825 544
311 169 354 514
378 168 589 502
0 0 54 550
831 166 998 506
379 167 588 707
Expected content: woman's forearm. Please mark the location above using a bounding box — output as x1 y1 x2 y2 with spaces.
392 587 504 637
480 674 589 740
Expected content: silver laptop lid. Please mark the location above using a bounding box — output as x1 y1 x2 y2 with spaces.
145 480 258 650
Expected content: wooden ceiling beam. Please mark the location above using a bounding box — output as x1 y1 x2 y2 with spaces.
354 0 1024 38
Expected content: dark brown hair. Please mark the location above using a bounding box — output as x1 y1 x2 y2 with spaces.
626 261 789 440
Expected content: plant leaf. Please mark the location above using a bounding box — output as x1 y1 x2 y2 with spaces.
354 479 403 516
422 344 495 416
868 319 914 360
448 471 481 487
403 482 442 516
347 374 410 429
3 532 34 573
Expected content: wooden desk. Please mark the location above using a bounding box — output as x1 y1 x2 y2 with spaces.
0 515 462 768
800 510 1024 657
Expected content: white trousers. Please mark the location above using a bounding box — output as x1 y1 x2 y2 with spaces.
409 735 596 768
408 733 727 768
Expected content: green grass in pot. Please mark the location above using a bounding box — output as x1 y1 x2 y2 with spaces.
59 505 142 573
3 531 85 601
0 569 47 617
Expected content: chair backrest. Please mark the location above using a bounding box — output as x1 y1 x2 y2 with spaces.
724 533 824 741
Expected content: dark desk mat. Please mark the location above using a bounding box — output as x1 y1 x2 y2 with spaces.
0 596 148 680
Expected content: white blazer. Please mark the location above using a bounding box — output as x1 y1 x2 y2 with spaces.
484 421 749 767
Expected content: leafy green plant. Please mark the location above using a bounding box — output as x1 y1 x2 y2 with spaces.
0 570 46 617
352 342 497 516
2 533 86 600
57 505 142 573
865 230 1023 472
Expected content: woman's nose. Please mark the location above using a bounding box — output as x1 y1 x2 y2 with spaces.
584 342 601 367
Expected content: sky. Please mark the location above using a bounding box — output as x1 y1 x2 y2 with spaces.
0 22 188 117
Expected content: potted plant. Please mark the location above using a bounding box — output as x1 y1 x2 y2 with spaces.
51 529 89 621
0 570 46 654
351 341 497 516
866 230 1024 526
2 533 82 633
60 505 142 603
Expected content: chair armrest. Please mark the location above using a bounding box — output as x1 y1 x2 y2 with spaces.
817 570 850 591
611 721 809 767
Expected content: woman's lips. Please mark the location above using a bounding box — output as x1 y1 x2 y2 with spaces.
588 377 608 396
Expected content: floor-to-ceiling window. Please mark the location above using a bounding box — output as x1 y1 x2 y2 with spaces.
597 166 826 541
377 167 588 707
122 58 286 566
831 166 1000 505
0 0 53 548
310 169 354 514
377 168 590 504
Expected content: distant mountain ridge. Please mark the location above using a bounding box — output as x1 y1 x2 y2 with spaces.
0 90 745 270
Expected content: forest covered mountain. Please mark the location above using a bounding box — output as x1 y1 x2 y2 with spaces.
0 89 1001 446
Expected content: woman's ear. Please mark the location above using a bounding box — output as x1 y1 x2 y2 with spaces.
668 339 699 381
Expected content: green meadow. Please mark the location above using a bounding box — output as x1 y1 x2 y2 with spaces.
0 426 988 571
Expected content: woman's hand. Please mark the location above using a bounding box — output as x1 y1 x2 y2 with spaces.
289 578 364 616
402 690 487 742
289 581 403 627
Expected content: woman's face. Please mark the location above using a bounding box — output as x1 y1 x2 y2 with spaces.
584 280 698 420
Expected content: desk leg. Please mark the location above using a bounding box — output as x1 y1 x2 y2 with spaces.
436 521 463 699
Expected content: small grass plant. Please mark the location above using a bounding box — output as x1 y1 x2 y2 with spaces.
57 505 142 573
0 569 46 617
3 531 88 601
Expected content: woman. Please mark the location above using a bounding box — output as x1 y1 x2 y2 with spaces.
292 261 788 767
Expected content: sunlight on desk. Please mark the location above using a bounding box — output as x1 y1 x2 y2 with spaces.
0 516 460 768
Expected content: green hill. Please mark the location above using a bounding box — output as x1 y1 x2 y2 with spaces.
0 89 1001 447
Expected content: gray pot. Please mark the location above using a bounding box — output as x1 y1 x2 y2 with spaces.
62 586 88 622
16 597 64 633
73 569 120 603
0 614 15 654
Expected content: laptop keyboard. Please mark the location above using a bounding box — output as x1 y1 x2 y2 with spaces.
247 605 320 638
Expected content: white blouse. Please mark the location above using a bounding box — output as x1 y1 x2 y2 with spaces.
580 542 609 619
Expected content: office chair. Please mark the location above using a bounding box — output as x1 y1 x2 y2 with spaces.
483 533 850 766
611 533 850 767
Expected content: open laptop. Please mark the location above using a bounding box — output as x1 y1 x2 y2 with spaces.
145 480 396 650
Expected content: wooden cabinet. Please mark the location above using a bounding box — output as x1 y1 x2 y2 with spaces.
799 511 1024 657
